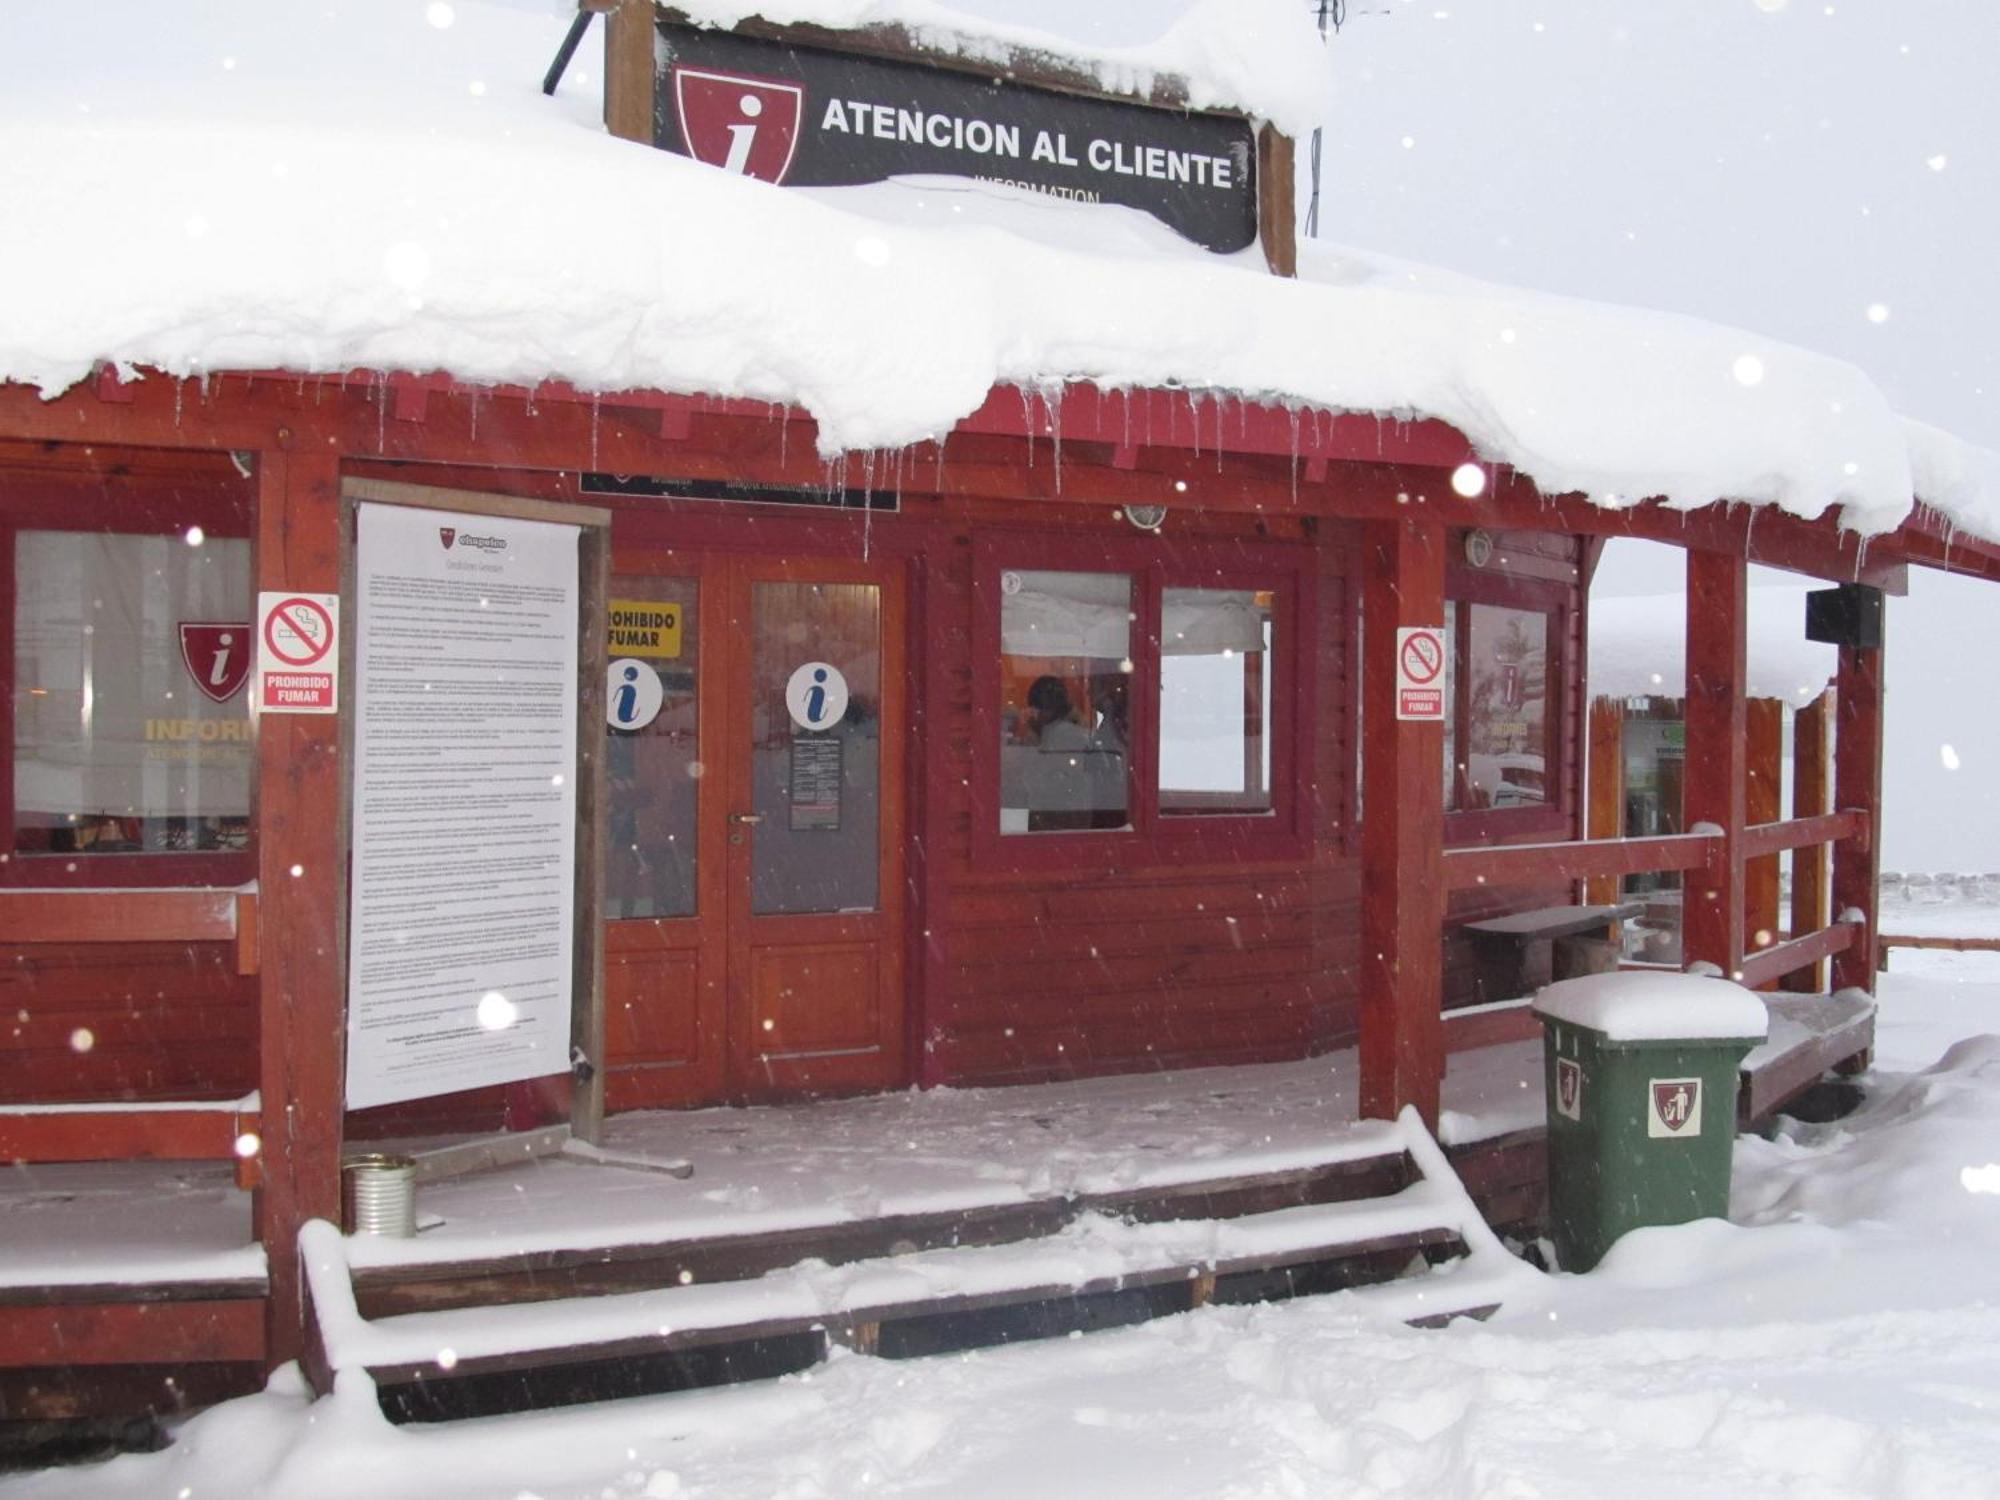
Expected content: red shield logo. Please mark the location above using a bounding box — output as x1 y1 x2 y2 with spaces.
179 622 251 703
439 527 456 549
673 66 804 184
1651 1079 1699 1134
1555 1057 1582 1121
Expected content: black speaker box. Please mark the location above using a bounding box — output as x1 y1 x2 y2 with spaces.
1804 583 1883 649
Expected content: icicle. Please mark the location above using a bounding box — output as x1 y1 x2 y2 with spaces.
1046 382 1063 497
1287 403 1301 509
862 451 876 561
589 394 601 472
172 379 184 428
1018 386 1037 469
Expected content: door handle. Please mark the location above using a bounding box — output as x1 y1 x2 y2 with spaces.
729 812 765 825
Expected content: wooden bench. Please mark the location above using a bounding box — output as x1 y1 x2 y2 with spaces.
1737 991 1875 1127
1462 901 1644 1004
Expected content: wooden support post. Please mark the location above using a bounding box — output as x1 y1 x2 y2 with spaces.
1744 697 1784 979
1832 641 1884 994
1359 512 1446 1126
254 444 347 1370
1682 551 1746 979
1257 126 1297 278
1584 696 1624 908
1784 689 1831 993
603 0 657 146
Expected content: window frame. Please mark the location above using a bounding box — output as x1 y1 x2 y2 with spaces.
971 529 1315 873
1 481 258 889
1442 566 1572 845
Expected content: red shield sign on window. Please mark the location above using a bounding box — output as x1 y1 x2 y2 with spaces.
673 66 805 184
179 622 251 703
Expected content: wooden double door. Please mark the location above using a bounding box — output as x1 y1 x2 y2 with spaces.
601 551 906 1109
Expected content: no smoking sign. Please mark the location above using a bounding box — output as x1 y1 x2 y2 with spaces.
256 591 340 714
1395 626 1446 722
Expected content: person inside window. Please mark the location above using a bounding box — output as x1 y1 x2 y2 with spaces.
1025 675 1092 752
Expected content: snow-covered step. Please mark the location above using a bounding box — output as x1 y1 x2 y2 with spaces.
301 1108 1535 1420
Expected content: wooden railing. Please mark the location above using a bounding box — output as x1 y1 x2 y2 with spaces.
1879 933 2000 965
0 888 262 1183
0 886 258 974
1742 809 1864 861
1443 831 1722 890
1445 810 1871 992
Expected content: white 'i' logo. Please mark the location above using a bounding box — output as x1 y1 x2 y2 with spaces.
210 633 234 687
722 92 763 174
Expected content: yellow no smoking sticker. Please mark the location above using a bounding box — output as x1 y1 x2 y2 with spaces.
608 599 683 659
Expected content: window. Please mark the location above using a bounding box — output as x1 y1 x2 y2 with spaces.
983 540 1307 860
998 570 1132 833
13 529 254 867
1442 576 1567 836
1159 587 1274 816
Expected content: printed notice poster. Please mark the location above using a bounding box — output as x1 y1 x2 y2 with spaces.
788 735 843 831
345 504 580 1109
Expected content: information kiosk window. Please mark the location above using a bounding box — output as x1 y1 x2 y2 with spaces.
12 528 253 877
981 539 1309 864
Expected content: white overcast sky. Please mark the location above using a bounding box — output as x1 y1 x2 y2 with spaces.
1308 0 2000 870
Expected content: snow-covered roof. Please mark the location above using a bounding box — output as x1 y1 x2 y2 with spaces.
667 0 1334 135
5 0 1997 548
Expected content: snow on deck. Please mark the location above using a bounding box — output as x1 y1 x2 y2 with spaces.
0 1160 263 1288
0 1043 1540 1290
346 1045 1543 1271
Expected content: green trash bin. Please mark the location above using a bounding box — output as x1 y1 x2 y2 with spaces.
1532 971 1768 1272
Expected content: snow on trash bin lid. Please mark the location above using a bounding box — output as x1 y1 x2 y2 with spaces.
1531 970 1769 1042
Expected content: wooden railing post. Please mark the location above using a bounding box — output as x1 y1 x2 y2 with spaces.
1682 551 1746 978
1744 697 1784 978
254 442 346 1369
1359 511 1445 1126
1784 689 1831 992
1832 642 1885 993
1584 696 1624 908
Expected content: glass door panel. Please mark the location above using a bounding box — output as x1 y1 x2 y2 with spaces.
605 578 699 920
748 580 881 916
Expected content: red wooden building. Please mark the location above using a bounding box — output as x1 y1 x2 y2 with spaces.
3 1 1997 1431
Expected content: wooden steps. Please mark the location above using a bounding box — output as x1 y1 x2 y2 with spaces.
302 1108 1535 1422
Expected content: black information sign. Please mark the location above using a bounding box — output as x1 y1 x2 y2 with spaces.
654 22 1259 254
788 734 844 831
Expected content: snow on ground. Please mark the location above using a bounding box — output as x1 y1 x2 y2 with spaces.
9 931 2000 1499
4 1 1996 540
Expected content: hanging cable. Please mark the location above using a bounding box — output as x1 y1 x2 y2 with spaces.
1304 1 1340 239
